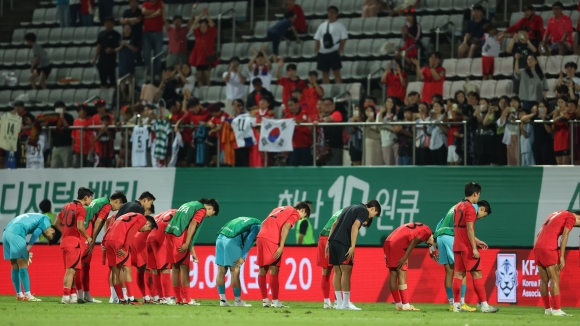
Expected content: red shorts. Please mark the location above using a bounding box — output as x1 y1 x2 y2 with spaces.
383 241 407 271
131 246 147 268
61 246 81 270
454 250 481 272
105 240 131 267
165 233 189 266
256 238 281 267
534 248 559 267
482 56 494 75
147 241 169 270
316 236 332 268
79 238 92 264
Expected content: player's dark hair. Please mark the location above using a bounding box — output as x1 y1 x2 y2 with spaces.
365 200 382 217
138 191 156 201
145 215 158 229
327 5 339 13
568 99 577 106
110 192 127 204
39 199 52 213
304 200 313 206
477 200 492 215
294 201 311 217
103 16 115 23
569 210 580 215
77 187 94 200
464 182 482 197
47 226 62 245
199 198 220 216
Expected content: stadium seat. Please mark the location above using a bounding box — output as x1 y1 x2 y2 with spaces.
274 85 283 103
45 67 58 85
167 4 182 19
314 0 330 16
85 27 100 44
495 80 513 97
540 11 552 24
62 89 76 107
296 62 312 78
51 48 66 66
370 39 388 57
86 88 101 104
2 49 17 67
419 16 436 32
470 58 482 78
181 3 194 19
194 86 209 100
11 29 26 46
340 0 357 15
308 19 324 36
82 67 98 86
537 56 547 71
220 43 235 61
234 42 250 60
390 17 406 35
442 80 452 99
77 47 92 65
442 59 457 78
479 80 497 99
211 64 229 83
509 12 524 26
358 39 373 59
17 70 30 87
70 67 84 83
456 59 472 78
114 5 129 21
438 0 454 11
207 2 222 18
246 21 270 40
65 48 79 65
449 15 464 34
33 89 49 108
0 91 11 109
48 28 63 45
343 39 359 59
233 2 248 21
44 8 58 25
377 17 392 36
61 27 75 45
55 68 71 84
545 78 557 98
301 40 317 59
101 88 115 105
73 88 89 104
349 18 364 37
421 0 440 12
362 17 379 36
285 41 302 60
498 56 513 77
545 55 563 76
48 89 63 104
351 61 368 80
407 81 423 95
206 86 223 103
36 28 50 45
31 9 46 26
73 27 88 45
10 90 25 102
340 61 354 80
449 80 465 97
14 49 30 67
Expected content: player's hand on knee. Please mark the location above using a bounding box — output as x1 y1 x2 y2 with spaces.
273 247 283 260
233 257 245 267
116 249 127 257
472 248 480 259
177 244 188 253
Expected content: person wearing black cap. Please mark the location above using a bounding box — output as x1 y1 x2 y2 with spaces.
506 26 537 94
207 104 231 166
505 5 544 45
457 5 490 58
49 101 74 168
246 78 274 110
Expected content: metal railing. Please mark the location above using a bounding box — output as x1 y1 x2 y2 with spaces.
217 8 236 51
150 49 167 82
116 73 134 121
367 67 386 105
435 22 455 58
400 43 421 72
250 0 254 29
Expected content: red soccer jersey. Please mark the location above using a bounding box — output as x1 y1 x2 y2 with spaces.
72 118 94 155
384 71 408 102
91 113 114 125
57 201 87 248
545 14 574 46
452 200 477 252
104 213 147 246
257 206 301 244
209 111 231 126
142 0 163 33
181 109 210 145
505 14 545 41
284 108 312 148
385 222 432 248
288 4 306 33
278 77 307 109
534 211 576 250
421 66 446 104
303 86 323 120
147 209 177 244
132 229 149 253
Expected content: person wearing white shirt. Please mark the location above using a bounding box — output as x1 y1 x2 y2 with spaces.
313 6 348 84
223 56 247 116
246 45 273 92
426 101 448 165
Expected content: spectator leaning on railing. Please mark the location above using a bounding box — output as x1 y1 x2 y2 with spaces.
71 103 95 168
348 105 365 166
313 98 344 166
555 62 580 97
362 97 383 166
285 97 313 166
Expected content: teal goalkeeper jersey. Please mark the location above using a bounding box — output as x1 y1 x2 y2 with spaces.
434 203 478 239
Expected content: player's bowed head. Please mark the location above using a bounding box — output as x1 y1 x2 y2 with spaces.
572 211 580 226
138 191 156 211
140 215 159 232
77 187 95 206
294 201 311 218
199 198 220 217
363 200 382 227
45 225 62 244
109 191 128 211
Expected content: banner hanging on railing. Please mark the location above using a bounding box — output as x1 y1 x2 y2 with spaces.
258 118 295 152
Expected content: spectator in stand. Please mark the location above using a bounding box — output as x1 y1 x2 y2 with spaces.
189 8 218 86
70 0 80 27
174 98 210 167
116 25 139 102
26 33 51 90
347 106 365 166
80 0 95 27
232 99 251 167
71 104 94 168
56 0 70 27
223 57 247 116
291 88 310 114
246 78 274 110
98 0 113 25
247 45 273 92
392 106 414 166
427 100 448 165
94 115 115 167
412 52 445 104
518 109 535 166
481 24 502 81
268 12 300 61
473 98 498 165
177 63 196 98
415 101 431 165
446 104 463 165
555 62 580 96
505 5 544 46
250 96 275 122
277 59 307 110
91 99 113 125
313 98 343 166
363 98 383 165
381 58 408 104
285 97 313 166
314 6 348 84
507 26 537 95
303 71 324 120
92 16 121 89
405 91 420 110
551 97 576 165
286 0 306 34
398 11 421 70
362 0 387 17
521 100 556 165
121 0 143 63
49 101 74 168
495 96 510 165
164 7 196 69
542 2 573 56
497 96 521 165
378 98 398 165
207 104 231 167
457 5 489 58
514 53 548 112
142 0 165 82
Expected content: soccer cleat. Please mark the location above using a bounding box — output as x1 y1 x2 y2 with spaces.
60 298 72 304
402 305 420 311
323 302 333 309
234 300 252 307
453 305 468 313
119 300 128 305
461 303 476 312
25 295 42 302
552 310 571 317
85 297 102 303
448 305 454 312
220 300 231 307
17 296 27 302
342 303 362 311
395 303 403 311
271 302 290 308
480 305 499 313
333 302 339 309
143 299 155 304
130 301 143 306
545 309 553 315
186 299 201 306
164 298 175 305
77 297 86 304
262 301 271 308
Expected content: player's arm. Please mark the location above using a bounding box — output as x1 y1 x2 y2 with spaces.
398 237 422 269
26 228 44 251
77 219 92 244
179 219 199 254
297 220 308 245
236 225 260 266
274 222 292 259
467 221 478 258
54 211 64 231
558 227 571 270
324 220 338 257
346 219 362 260
474 237 489 249
91 205 112 245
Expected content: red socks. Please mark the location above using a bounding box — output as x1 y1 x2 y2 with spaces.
81 264 90 291
181 285 190 303
552 294 561 310
63 287 71 296
391 289 401 303
113 284 124 299
173 285 183 302
473 278 487 303
541 295 551 309
136 272 147 298
321 274 331 299
71 287 77 295
258 275 268 299
400 289 409 305
161 273 172 298
74 272 82 290
269 274 280 300
125 280 134 298
152 273 162 298
452 277 462 304
146 271 157 297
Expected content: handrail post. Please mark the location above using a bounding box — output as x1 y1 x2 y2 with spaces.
570 120 574 166
125 126 129 167
250 0 254 29
218 14 223 51
362 126 366 166
117 73 131 123
150 50 167 84
80 128 84 168
366 67 384 99
217 131 221 168
435 28 440 52
412 122 416 166
504 0 508 22
450 28 455 59
265 0 268 24
217 9 236 53
463 121 467 166
517 121 521 166
312 125 316 166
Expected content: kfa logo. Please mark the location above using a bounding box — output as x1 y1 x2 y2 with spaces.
495 253 518 303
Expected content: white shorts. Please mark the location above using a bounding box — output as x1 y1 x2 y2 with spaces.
447 145 460 163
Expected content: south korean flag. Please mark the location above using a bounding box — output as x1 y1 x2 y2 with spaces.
258 118 296 152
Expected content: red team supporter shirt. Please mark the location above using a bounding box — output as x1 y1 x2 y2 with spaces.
72 118 94 155
505 14 545 41
303 87 323 120
452 200 477 252
142 1 163 33
384 72 408 102
534 211 576 250
209 111 231 127
278 77 307 108
284 109 312 148
181 110 210 145
147 209 176 244
545 14 574 47
104 213 147 246
257 206 301 244
58 201 87 248
167 26 189 54
288 4 306 33
421 66 446 104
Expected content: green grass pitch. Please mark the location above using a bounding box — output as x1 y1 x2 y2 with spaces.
1 296 579 326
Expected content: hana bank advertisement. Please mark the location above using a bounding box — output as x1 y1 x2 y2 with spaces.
1 246 579 307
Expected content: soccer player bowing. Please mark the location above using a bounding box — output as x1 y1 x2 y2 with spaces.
146 209 177 304
452 182 498 313
3 213 61 301
215 217 261 307
257 202 311 308
54 187 94 304
103 211 157 305
316 209 343 309
326 201 381 310
165 198 220 305
533 210 580 316
132 205 156 303
383 222 434 311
